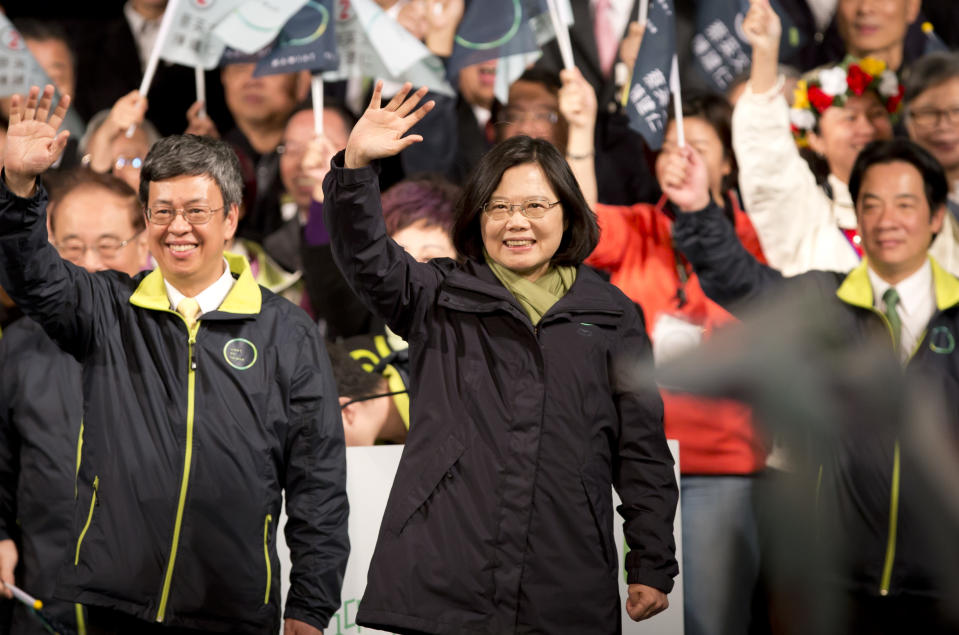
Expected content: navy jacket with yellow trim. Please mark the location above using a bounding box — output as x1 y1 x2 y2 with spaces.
674 203 959 598
0 179 349 634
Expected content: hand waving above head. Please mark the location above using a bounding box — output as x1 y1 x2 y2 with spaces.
343 82 434 170
3 84 72 197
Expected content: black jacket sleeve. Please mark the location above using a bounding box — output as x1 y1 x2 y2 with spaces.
282 321 350 629
322 152 446 342
0 333 19 543
612 303 679 593
0 175 120 360
672 203 786 315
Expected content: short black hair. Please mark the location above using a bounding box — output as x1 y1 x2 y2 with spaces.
904 51 959 105
139 135 244 211
848 139 948 213
327 342 385 400
451 135 599 266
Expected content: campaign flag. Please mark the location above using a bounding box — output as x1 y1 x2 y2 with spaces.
0 18 56 98
449 0 573 93
213 0 310 54
158 0 245 70
253 0 339 76
691 0 805 92
321 0 454 96
624 0 675 150
0 16 84 138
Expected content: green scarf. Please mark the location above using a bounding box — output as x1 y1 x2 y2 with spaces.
485 252 577 325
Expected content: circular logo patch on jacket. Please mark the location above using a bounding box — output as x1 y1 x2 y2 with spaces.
223 338 258 370
929 326 955 355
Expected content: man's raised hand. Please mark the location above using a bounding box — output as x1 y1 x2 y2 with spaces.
343 82 434 169
4 85 71 197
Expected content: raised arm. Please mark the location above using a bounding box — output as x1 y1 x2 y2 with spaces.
323 83 445 341
559 66 598 208
734 0 833 274
0 86 119 359
663 144 785 313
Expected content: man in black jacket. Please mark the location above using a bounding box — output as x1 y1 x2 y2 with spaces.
0 171 150 635
0 86 348 635
665 137 959 634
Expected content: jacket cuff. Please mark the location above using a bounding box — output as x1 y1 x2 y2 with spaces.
283 605 332 632
330 150 380 187
625 567 676 594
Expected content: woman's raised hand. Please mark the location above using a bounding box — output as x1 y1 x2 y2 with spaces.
344 82 434 169
3 85 71 197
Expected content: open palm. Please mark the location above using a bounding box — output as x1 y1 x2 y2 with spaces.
4 85 71 180
344 82 434 169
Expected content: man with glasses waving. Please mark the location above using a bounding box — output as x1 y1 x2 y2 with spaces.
0 85 348 635
0 171 147 635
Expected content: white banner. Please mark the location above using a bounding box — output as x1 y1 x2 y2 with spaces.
158 0 245 69
0 18 57 99
214 0 310 54
278 442 683 634
320 0 453 96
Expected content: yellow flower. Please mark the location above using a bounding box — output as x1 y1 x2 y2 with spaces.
859 57 886 77
793 80 810 110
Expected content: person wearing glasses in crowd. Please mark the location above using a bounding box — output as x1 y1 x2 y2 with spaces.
324 81 678 634
903 51 959 219
0 86 347 635
79 89 160 193
0 170 148 635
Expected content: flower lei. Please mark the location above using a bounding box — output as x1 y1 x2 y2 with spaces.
789 56 904 146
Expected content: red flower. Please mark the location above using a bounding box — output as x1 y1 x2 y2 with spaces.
846 64 873 96
886 85 905 114
808 86 834 113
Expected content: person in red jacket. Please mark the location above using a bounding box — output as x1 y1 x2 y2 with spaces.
586 93 769 635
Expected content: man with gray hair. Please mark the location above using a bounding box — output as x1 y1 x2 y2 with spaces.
0 86 348 635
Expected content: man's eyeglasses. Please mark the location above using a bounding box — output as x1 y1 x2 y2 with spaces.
56 229 144 262
146 206 225 226
482 197 560 221
340 389 408 409
908 106 959 128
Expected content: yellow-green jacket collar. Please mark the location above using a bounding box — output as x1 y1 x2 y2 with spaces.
836 257 959 312
129 252 262 315
238 239 302 294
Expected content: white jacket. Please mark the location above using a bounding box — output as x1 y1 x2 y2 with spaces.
732 82 959 277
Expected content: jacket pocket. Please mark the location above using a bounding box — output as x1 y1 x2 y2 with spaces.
74 476 99 565
387 434 467 535
263 513 273 605
580 468 615 567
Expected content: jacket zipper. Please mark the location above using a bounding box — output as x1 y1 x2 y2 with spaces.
263 514 273 604
74 475 99 565
871 309 903 596
879 441 901 595
156 325 199 622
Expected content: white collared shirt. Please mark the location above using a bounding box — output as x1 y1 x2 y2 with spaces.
165 258 236 319
124 1 161 72
868 259 936 362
